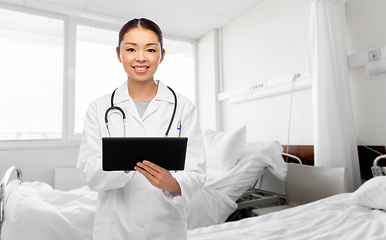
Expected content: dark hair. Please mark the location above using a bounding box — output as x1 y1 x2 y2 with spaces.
117 18 164 54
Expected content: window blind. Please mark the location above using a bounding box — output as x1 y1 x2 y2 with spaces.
0 8 64 140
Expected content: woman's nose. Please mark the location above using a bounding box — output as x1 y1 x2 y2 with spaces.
136 51 146 62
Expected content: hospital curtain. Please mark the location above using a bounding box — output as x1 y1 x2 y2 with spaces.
309 0 361 192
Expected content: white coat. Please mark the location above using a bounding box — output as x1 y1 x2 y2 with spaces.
77 80 206 240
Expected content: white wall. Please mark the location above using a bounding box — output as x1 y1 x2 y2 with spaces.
197 0 386 147
204 0 312 144
197 29 221 132
346 0 386 146
0 147 79 187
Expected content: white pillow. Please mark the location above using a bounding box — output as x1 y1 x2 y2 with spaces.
348 176 386 210
203 126 247 171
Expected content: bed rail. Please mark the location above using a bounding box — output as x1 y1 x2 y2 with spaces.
282 152 302 164
373 154 386 166
0 166 22 224
251 152 302 190
371 154 386 177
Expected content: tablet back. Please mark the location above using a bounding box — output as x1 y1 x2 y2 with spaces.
102 137 188 171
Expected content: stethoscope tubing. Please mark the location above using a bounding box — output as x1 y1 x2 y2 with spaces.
165 86 177 137
105 86 177 137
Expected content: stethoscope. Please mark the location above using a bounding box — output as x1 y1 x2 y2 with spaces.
104 86 177 137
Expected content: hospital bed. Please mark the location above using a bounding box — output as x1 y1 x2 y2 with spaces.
188 155 386 240
0 138 290 240
187 179 386 240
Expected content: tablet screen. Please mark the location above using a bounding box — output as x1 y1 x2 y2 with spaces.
102 137 188 171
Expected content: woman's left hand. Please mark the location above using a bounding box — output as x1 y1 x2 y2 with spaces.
135 161 181 195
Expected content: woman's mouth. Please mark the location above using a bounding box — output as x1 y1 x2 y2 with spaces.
133 66 149 73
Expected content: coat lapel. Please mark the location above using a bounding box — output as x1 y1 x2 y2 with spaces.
111 80 175 122
142 80 175 121
113 81 142 123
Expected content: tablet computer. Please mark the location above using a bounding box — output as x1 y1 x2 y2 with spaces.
102 137 188 171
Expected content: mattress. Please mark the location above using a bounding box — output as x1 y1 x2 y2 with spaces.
187 192 386 240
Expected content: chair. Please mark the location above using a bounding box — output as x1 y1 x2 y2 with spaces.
252 163 348 216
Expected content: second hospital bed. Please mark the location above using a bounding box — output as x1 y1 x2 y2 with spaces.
188 175 386 240
188 155 386 240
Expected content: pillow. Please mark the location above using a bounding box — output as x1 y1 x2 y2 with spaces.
348 176 386 210
203 126 246 170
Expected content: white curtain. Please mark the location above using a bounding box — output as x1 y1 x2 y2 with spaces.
309 0 361 192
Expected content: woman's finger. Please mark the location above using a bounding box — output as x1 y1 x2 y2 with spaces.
142 160 164 172
136 161 157 176
134 164 154 181
135 161 180 194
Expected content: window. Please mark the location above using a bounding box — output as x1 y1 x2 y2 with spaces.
74 25 125 134
0 8 64 141
155 39 195 103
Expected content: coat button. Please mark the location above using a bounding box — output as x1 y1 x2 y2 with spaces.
137 191 143 197
137 221 144 228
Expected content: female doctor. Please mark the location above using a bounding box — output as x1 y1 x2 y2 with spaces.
77 18 206 240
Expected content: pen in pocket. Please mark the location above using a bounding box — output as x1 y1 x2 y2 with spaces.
177 121 182 137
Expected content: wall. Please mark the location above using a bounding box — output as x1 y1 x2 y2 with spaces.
197 0 386 148
346 0 386 146
0 147 79 187
197 29 221 132
219 0 312 144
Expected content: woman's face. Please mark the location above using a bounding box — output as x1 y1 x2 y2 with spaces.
117 27 165 83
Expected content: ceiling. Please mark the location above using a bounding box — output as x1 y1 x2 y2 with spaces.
0 0 263 39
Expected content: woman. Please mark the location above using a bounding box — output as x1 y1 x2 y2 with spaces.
77 18 206 240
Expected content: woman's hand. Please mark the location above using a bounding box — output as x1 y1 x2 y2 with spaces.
135 161 181 195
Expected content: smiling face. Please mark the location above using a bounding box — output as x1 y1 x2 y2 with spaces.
116 27 165 84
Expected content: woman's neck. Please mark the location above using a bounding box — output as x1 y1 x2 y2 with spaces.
127 80 158 100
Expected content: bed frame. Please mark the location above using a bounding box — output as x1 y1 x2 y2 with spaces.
0 166 22 237
227 152 301 221
282 145 386 179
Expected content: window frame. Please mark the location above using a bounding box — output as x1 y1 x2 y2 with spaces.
0 3 70 149
0 3 198 149
66 18 122 142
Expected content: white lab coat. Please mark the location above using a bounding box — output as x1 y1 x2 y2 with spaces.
77 80 206 240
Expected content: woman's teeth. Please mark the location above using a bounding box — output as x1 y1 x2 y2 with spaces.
135 67 147 71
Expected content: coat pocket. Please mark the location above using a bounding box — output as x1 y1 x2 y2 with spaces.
167 130 181 137
93 217 110 240
171 219 187 240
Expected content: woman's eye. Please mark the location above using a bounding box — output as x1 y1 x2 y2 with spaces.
147 49 156 52
126 48 135 52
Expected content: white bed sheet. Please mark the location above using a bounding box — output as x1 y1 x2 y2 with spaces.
186 186 237 230
2 181 97 240
205 141 287 202
186 141 287 229
187 193 386 240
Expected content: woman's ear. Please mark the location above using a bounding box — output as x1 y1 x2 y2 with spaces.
116 47 122 63
159 49 166 64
